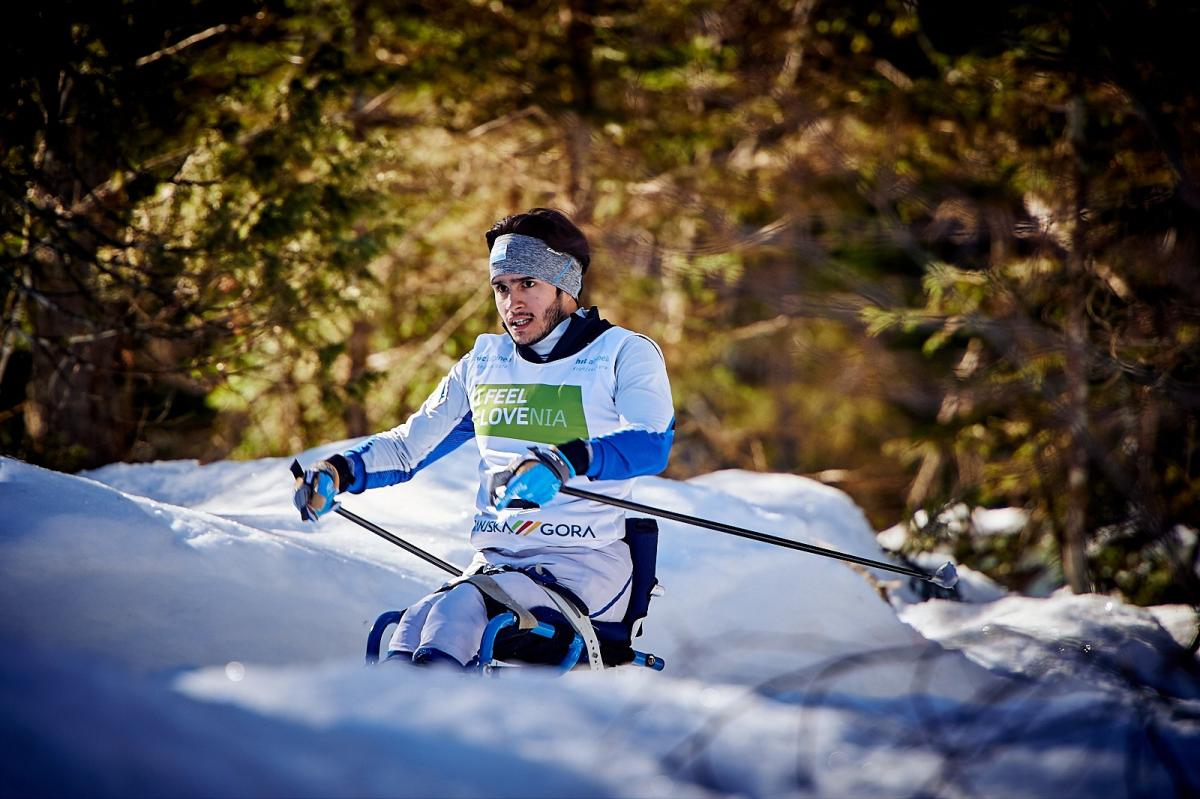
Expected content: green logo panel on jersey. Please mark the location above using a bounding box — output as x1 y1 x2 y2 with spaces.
470 383 590 444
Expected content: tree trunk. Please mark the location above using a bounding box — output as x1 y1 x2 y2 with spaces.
1061 92 1091 594
343 319 371 438
20 71 139 470
562 0 595 220
24 251 136 471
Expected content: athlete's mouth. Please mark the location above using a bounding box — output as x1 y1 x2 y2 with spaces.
508 314 534 331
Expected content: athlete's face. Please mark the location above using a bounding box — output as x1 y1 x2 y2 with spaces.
492 274 578 346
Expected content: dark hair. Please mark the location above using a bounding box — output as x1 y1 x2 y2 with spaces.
485 208 591 274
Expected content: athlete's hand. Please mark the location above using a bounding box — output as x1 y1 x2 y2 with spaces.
293 460 340 521
490 445 576 510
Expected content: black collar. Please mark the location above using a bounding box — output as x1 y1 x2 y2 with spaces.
514 307 614 363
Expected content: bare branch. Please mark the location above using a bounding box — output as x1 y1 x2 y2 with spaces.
135 24 231 68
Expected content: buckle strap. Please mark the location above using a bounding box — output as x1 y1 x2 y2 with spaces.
448 565 603 669
540 585 605 672
442 574 539 631
474 562 591 616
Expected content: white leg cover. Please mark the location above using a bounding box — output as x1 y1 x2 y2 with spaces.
388 571 566 666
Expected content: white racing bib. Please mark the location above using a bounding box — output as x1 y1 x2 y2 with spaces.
465 327 646 552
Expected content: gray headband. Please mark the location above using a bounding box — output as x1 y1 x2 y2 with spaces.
488 233 583 298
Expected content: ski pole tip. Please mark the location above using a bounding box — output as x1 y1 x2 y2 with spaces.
930 561 959 589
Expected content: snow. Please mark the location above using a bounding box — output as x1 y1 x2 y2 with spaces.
2 449 1198 797
878 505 1028 553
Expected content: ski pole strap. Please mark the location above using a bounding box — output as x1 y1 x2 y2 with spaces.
441 574 540 631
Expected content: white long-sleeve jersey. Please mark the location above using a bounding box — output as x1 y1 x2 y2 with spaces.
341 309 674 553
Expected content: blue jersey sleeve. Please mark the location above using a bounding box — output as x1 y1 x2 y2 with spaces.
583 335 674 481
585 419 675 480
345 413 475 492
342 355 476 493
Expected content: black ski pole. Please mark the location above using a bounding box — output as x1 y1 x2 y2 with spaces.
559 485 959 589
290 460 460 576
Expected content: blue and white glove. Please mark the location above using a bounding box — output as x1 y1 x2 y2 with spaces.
293 461 340 521
490 445 576 510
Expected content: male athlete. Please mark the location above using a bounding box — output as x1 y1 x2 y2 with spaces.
294 208 674 667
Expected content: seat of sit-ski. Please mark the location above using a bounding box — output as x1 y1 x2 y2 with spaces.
366 517 663 671
489 517 661 668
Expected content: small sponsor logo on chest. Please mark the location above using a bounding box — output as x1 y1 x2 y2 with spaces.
570 354 610 373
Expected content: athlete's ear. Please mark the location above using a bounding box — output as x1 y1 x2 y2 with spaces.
559 288 580 313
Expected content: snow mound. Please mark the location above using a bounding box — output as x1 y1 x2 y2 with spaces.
2 453 1198 797
901 590 1200 700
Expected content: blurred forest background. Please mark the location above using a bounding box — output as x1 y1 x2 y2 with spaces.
3 0 1198 606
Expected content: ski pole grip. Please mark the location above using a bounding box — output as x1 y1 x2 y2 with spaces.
290 459 304 479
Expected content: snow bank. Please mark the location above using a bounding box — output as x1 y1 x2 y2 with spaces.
2 452 1198 797
0 458 418 672
900 591 1200 700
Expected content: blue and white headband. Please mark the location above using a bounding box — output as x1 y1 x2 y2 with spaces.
488 233 583 298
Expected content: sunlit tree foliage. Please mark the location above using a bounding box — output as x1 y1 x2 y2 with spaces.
2 0 1196 604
